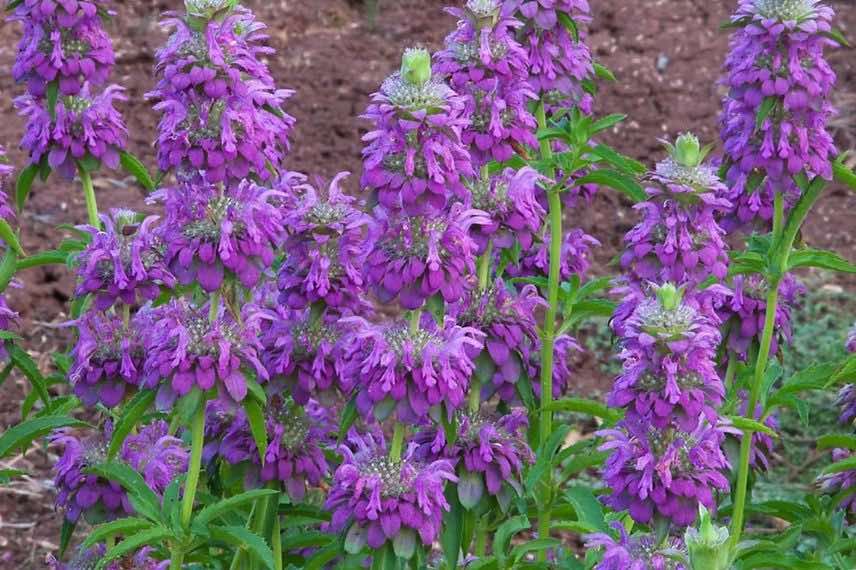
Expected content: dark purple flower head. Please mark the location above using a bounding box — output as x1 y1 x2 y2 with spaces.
277 172 373 311
10 0 114 97
817 448 856 513
609 284 725 432
436 1 537 165
599 418 730 527
465 167 545 253
0 146 15 217
342 315 484 423
69 311 146 408
213 394 332 500
16 84 127 179
366 204 489 310
417 408 533 507
150 4 294 183
154 179 284 292
508 0 595 111
258 305 350 405
0 295 19 363
508 227 599 281
362 48 474 215
75 209 175 310
837 384 856 427
47 544 167 570
720 0 836 227
51 421 187 523
723 274 804 360
326 430 458 555
621 135 731 289
585 522 687 570
452 281 544 400
847 322 856 354
141 299 267 404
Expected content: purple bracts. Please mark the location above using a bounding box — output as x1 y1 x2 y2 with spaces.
361 51 474 216
154 180 285 292
342 316 484 423
10 0 115 97
48 544 167 570
720 0 837 226
585 522 687 570
599 418 730 527
141 300 267 404
150 4 294 183
436 0 537 165
277 172 372 311
366 204 489 310
75 210 175 310
16 84 127 179
326 431 457 552
69 311 146 408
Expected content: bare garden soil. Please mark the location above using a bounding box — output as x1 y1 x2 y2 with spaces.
0 0 853 565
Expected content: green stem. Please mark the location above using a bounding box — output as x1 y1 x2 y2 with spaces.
409 310 420 334
535 100 560 555
122 304 130 329
390 422 406 462
469 375 481 414
78 167 100 229
475 518 488 557
170 402 205 569
209 291 221 323
272 511 283 570
477 241 493 290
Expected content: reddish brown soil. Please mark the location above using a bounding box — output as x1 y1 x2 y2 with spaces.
0 0 853 566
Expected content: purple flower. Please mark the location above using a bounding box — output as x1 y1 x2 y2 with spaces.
723 274 804 360
609 285 725 432
51 421 188 523
585 522 688 570
720 0 837 227
69 311 146 408
435 1 538 165
508 0 595 111
722 391 778 471
0 295 19 363
451 281 544 401
277 172 373 311
342 315 484 423
365 204 489 310
507 227 599 281
16 84 127 179
325 430 458 556
416 408 533 507
847 322 856 354
465 167 545 253
522 333 582 402
213 394 332 500
141 299 267 404
47 544 167 570
620 137 731 290
149 4 294 183
75 210 175 310
154 179 285 292
258 305 351 405
10 0 115 97
837 384 856 426
361 48 474 216
599 418 730 527
0 145 14 213
817 448 856 513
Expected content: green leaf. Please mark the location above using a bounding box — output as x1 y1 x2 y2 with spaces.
119 151 156 192
211 525 275 570
833 159 856 192
108 390 155 459
281 531 333 551
755 97 777 131
727 415 778 438
441 487 464 569
0 250 18 292
557 12 579 42
16 250 69 270
545 397 620 422
590 144 646 175
87 462 163 523
5 0 24 12
574 169 646 203
769 363 838 408
59 519 75 557
243 397 268 462
174 388 204 427
822 455 856 476
590 115 626 136
338 396 358 443
787 248 856 273
7 345 50 410
193 488 278 531
593 62 616 82
0 468 25 484
511 538 561 564
494 514 530 566
303 542 342 570
46 81 59 121
525 424 570 495
0 415 89 457
0 219 25 256
817 434 856 451
77 155 101 173
15 164 39 213
564 486 607 532
97 526 173 569
822 28 851 48
564 299 618 331
82 517 154 550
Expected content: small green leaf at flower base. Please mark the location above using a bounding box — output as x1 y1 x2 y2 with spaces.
393 528 417 559
0 219 25 256
344 524 367 554
15 164 38 213
457 471 484 510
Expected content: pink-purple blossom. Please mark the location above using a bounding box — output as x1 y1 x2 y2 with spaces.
585 522 687 570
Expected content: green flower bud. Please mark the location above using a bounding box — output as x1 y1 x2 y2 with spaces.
655 283 684 312
401 48 433 87
685 505 731 570
185 0 237 20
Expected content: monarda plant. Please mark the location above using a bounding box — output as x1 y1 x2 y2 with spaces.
0 0 855 569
